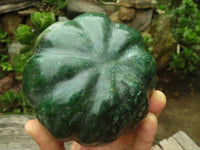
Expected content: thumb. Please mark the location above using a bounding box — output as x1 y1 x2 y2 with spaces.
25 119 65 150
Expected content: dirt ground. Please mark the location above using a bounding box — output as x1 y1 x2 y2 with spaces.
155 70 200 145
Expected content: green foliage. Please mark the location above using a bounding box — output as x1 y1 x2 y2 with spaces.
170 0 200 46
55 0 69 9
143 35 153 53
19 45 33 54
0 54 7 61
31 11 56 31
170 48 200 75
42 0 54 2
14 25 35 45
0 54 33 114
0 28 10 43
0 62 13 72
157 4 168 10
99 0 117 2
0 90 33 114
0 33 12 76
1 10 56 115
42 0 69 9
0 91 16 104
13 51 32 73
169 0 200 78
15 11 55 46
0 54 13 72
157 2 171 12
14 11 56 73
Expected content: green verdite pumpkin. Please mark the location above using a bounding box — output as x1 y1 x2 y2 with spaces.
23 13 156 146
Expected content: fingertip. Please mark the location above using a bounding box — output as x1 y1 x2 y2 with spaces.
25 119 65 150
132 113 158 150
24 119 37 138
141 113 158 132
156 90 167 104
149 90 167 117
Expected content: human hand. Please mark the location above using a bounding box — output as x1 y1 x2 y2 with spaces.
25 90 166 150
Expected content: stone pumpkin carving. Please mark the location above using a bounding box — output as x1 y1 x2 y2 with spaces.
23 13 156 146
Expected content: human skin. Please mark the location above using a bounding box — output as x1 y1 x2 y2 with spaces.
25 90 166 150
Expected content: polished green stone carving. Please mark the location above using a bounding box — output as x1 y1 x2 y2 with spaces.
23 13 156 146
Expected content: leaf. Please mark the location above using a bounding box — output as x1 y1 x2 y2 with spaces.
14 24 35 45
182 28 198 44
42 0 54 3
0 91 15 104
3 37 11 43
0 54 8 61
20 45 32 54
0 28 10 43
0 28 7 38
12 108 22 113
31 11 56 31
0 62 13 72
2 107 9 112
195 25 200 34
0 90 33 114
42 0 68 9
56 0 68 9
13 51 32 73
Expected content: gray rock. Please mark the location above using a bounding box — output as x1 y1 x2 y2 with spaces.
109 6 153 32
0 115 39 150
66 0 106 18
109 10 121 23
149 14 177 70
0 0 39 14
135 0 157 9
8 40 23 64
119 7 136 21
130 9 153 32
18 8 37 16
8 40 23 55
117 0 157 8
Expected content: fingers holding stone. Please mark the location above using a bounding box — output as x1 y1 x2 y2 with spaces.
25 119 65 150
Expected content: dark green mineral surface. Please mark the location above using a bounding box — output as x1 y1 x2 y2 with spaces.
23 13 156 146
